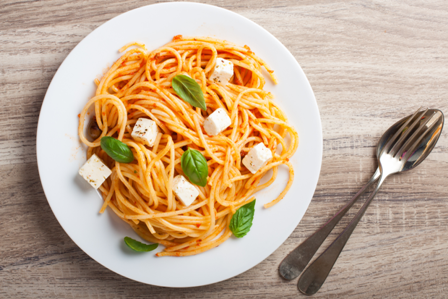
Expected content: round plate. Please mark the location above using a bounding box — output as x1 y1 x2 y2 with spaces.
36 2 322 287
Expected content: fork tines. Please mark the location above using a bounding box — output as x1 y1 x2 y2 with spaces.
384 108 442 160
401 111 442 161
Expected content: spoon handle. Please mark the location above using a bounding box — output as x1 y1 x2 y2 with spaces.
297 173 388 296
278 169 380 280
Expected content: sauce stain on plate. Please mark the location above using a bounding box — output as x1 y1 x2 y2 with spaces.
65 133 82 162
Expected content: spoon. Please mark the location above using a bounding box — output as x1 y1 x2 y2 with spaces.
296 108 443 295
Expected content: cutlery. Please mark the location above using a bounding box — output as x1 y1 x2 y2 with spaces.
279 108 444 295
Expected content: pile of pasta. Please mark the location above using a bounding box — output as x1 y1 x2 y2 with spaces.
78 36 298 256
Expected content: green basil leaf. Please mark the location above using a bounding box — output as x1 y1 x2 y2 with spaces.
172 74 206 111
181 148 208 187
229 200 256 238
100 136 134 163
124 237 158 252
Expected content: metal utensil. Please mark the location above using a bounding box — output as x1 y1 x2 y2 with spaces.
278 164 380 281
296 108 443 295
279 108 443 281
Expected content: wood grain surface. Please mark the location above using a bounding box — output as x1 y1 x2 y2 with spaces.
1 0 447 298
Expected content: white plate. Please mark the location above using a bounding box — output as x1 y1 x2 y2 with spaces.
36 2 322 287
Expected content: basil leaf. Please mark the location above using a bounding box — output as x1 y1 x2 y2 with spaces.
181 148 208 187
100 136 134 163
229 200 256 238
124 237 158 252
172 74 206 111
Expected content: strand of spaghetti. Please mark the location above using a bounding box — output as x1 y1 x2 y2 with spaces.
197 43 218 74
155 58 177 80
256 118 299 158
193 115 224 164
263 161 294 208
214 196 256 220
124 200 208 219
127 104 170 133
246 51 278 84
106 199 125 219
144 138 173 207
230 88 262 123
156 218 198 234
78 94 127 147
99 169 117 213
115 66 146 98
181 50 192 71
166 141 175 211
113 180 147 217
210 134 239 162
162 216 226 252
161 89 200 127
116 162 154 217
253 166 278 194
157 227 232 257
222 148 231 186
231 60 265 88
131 224 178 247
176 217 226 251
205 86 227 110
244 160 283 189
101 62 142 95
119 41 147 53
95 48 146 123
191 67 207 91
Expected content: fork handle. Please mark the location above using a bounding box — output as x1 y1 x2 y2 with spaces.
278 169 380 280
297 173 388 296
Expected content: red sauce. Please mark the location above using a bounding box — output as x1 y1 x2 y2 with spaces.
172 34 183 41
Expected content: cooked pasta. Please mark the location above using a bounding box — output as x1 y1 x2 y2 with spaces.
78 36 298 256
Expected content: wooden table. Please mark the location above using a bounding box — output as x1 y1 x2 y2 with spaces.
1 0 447 297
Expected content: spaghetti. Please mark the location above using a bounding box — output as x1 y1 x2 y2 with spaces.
78 36 298 256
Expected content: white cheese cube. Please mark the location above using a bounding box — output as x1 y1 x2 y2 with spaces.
242 143 273 174
131 118 159 147
210 58 234 85
203 108 232 136
172 175 199 207
78 154 112 189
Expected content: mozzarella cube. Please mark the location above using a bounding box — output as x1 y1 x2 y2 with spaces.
203 108 231 136
172 175 199 207
242 143 273 174
210 58 234 85
79 154 112 189
131 118 158 147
